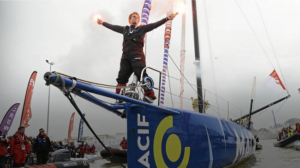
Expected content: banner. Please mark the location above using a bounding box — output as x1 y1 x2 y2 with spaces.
141 0 152 25
68 112 75 142
264 69 286 93
20 71 37 128
141 0 152 55
271 110 277 129
78 113 85 142
0 103 20 135
159 11 173 106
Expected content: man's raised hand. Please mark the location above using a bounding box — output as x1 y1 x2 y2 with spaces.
97 18 103 25
167 12 178 20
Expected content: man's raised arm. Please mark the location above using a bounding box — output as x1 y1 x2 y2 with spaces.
143 13 177 33
97 19 124 34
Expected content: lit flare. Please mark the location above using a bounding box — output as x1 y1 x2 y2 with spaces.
93 15 102 22
176 2 186 14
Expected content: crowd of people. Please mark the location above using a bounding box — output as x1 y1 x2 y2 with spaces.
0 127 98 168
277 123 300 141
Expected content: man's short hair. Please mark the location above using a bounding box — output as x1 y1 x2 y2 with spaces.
128 12 140 23
18 126 25 131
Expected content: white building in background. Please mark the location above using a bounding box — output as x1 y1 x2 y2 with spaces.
60 133 127 150
114 133 126 143
91 133 127 150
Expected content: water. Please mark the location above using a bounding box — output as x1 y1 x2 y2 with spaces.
235 139 300 168
91 139 300 168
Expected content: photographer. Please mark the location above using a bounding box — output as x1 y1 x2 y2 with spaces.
0 131 8 168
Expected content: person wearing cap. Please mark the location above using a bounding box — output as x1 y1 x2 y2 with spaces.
32 128 53 164
97 12 177 103
0 131 8 168
10 126 31 167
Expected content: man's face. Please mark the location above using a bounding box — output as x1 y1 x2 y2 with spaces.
40 130 45 136
20 128 25 133
130 14 140 25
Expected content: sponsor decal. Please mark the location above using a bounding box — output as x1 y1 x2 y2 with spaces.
136 113 190 168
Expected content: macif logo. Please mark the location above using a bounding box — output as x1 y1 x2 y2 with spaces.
153 116 190 168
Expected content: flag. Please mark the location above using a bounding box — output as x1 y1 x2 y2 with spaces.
141 0 152 55
68 112 75 142
271 110 277 129
141 0 152 25
264 69 286 93
78 113 85 142
20 71 37 128
0 103 20 135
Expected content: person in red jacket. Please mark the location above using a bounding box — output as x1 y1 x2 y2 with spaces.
86 144 91 155
294 123 300 134
120 137 127 150
10 126 31 167
0 131 8 168
76 142 86 158
90 145 95 155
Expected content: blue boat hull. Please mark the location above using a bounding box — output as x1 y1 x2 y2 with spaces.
44 72 256 168
127 106 256 168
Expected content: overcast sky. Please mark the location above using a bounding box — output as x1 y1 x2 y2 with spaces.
1 0 299 141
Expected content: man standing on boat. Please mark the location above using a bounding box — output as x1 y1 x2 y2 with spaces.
97 12 177 102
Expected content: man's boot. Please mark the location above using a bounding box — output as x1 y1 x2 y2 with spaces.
144 89 156 103
116 83 126 94
115 83 126 104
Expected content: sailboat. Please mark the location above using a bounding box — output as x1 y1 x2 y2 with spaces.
43 0 290 168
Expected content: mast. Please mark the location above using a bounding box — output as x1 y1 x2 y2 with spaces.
248 77 256 128
180 0 186 109
191 0 203 113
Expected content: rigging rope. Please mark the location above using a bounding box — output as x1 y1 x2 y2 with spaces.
167 53 240 118
167 69 174 108
203 0 221 116
235 0 276 70
64 93 126 168
252 99 288 133
54 70 242 116
254 0 290 94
